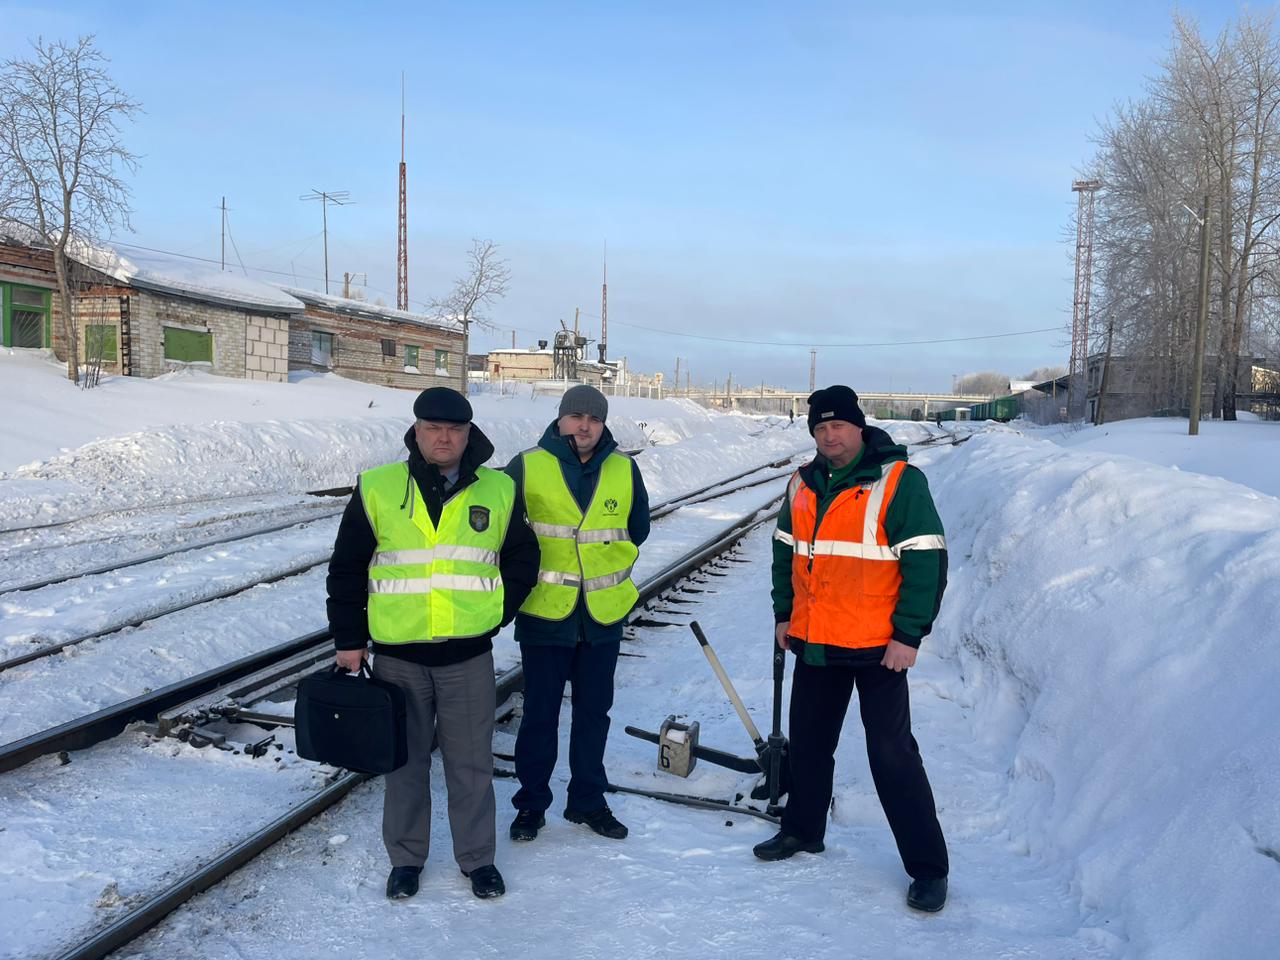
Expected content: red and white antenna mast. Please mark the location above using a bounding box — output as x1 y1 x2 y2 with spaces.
599 241 608 363
397 73 409 312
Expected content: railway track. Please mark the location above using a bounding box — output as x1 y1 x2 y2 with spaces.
35 495 786 960
12 429 974 959
0 451 803 769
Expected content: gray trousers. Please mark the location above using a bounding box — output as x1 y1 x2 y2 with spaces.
372 651 497 872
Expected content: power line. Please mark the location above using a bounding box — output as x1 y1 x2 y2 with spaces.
601 317 1062 348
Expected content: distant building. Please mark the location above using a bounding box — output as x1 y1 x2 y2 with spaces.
486 348 554 382
280 287 463 391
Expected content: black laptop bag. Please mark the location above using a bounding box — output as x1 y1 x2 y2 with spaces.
294 663 408 774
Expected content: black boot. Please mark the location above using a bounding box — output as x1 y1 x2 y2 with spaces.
462 864 506 899
907 877 947 913
385 865 422 900
564 804 628 840
510 809 546 842
752 831 824 861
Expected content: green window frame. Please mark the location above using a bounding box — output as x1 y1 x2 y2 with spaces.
434 349 449 375
404 344 419 371
163 325 213 363
84 323 118 362
2 282 52 348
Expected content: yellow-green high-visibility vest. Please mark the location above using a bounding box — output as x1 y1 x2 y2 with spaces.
518 447 639 625
359 460 514 644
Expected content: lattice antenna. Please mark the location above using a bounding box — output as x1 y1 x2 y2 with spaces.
397 72 409 312
1068 179 1101 420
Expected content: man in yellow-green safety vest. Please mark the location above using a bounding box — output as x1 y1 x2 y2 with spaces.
505 384 650 844
327 387 539 902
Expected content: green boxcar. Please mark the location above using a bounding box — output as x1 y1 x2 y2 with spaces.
969 395 1021 422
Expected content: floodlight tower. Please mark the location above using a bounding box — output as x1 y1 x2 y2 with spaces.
1068 179 1101 420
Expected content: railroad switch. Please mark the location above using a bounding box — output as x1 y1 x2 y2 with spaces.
657 716 699 778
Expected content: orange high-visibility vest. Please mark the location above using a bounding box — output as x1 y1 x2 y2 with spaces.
778 460 908 649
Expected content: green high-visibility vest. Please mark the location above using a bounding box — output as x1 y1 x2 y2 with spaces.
359 460 514 644
518 447 639 625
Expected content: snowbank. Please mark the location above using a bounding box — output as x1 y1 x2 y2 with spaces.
916 429 1280 958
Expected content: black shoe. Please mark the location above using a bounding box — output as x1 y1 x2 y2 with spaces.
564 804 628 840
907 877 948 913
461 864 506 899
752 831 825 861
510 809 546 842
385 865 421 900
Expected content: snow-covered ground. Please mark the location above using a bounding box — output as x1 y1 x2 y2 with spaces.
2 349 1278 959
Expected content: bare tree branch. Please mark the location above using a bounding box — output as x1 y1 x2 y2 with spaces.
0 35 140 385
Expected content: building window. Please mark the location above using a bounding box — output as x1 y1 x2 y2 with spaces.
84 324 118 362
311 330 334 366
435 349 449 375
2 282 50 348
163 326 213 364
404 344 419 372
381 338 396 358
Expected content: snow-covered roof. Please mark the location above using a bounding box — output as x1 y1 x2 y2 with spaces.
70 242 304 313
489 348 553 356
279 286 457 332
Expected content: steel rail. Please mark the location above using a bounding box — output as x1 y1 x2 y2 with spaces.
0 629 332 774
0 508 344 596
0 556 332 675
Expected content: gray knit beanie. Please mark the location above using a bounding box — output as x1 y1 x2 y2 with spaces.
558 384 608 422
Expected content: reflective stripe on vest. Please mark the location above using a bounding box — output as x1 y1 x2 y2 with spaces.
360 461 514 644
786 460 927 649
518 447 639 625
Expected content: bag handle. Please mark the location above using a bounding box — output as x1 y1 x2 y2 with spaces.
333 661 373 679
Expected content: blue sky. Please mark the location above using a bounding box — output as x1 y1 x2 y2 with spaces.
0 1 1247 390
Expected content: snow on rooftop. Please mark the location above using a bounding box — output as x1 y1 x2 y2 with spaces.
71 241 304 313
278 286 455 331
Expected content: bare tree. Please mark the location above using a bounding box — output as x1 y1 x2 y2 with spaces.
431 239 511 394
954 371 1010 396
0 35 139 384
1022 365 1068 382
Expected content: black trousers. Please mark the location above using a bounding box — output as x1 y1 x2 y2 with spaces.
781 655 948 880
512 641 619 814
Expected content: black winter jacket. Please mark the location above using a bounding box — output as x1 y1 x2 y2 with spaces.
326 423 541 666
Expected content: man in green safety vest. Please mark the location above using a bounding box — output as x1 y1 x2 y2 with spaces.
505 384 650 843
327 387 539 901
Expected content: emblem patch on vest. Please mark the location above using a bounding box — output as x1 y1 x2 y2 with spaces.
469 506 491 532
603 497 619 515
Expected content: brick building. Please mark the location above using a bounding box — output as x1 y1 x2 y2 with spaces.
1 236 299 382
280 287 463 390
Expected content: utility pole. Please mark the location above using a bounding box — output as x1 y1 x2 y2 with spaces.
220 196 227 271
300 189 352 295
675 357 681 395
511 330 516 349
809 349 817 392
1190 194 1211 437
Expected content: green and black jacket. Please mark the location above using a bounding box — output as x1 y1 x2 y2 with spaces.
771 425 947 666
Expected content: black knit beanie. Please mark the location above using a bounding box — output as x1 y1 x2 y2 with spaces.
413 386 473 423
807 385 866 434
